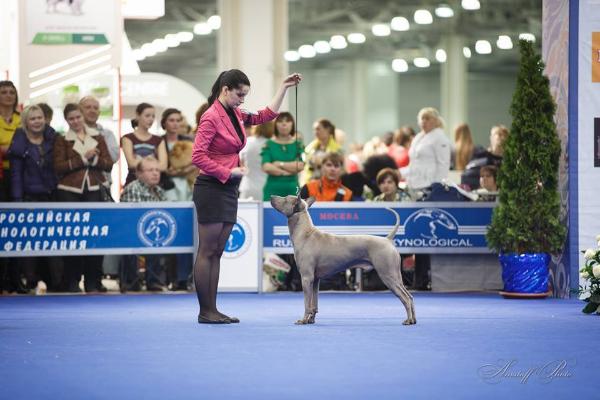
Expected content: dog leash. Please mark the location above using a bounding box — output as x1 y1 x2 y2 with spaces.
295 83 300 196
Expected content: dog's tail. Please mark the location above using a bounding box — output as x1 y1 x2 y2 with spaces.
385 208 400 240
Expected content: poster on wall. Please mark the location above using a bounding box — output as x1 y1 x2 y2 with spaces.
26 0 117 45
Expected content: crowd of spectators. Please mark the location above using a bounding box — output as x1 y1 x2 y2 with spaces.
0 79 507 295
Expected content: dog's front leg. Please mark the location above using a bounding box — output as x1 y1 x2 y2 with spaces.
295 273 316 325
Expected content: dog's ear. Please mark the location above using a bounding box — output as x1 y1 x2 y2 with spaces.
305 197 316 208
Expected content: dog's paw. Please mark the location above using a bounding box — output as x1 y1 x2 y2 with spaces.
295 319 309 325
402 318 417 325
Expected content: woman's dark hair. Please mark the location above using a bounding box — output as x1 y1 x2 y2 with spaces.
274 112 296 137
0 80 19 114
37 103 54 122
161 107 181 130
63 103 81 119
207 69 250 105
316 118 335 137
394 126 415 147
131 102 154 129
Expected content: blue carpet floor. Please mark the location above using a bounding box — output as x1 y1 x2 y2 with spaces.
0 292 598 399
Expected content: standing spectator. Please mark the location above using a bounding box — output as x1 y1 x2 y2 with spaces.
400 107 451 192
161 108 194 290
461 125 509 189
302 118 341 184
162 108 193 201
8 105 62 291
80 96 119 163
452 123 475 171
37 103 54 125
239 121 274 200
53 103 114 293
192 69 301 323
120 156 169 291
391 126 415 168
0 81 20 201
121 103 168 186
261 112 304 200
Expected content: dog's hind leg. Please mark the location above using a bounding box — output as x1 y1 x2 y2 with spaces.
378 268 417 325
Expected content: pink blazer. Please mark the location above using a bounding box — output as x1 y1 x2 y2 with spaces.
192 101 278 183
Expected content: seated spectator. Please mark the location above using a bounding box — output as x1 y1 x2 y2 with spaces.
475 165 499 202
344 143 363 174
261 112 304 200
371 168 410 202
0 80 20 201
120 156 169 291
300 152 352 201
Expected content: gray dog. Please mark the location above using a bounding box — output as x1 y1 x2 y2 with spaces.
270 194 416 325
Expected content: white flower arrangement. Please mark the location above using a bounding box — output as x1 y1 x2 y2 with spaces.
579 236 600 314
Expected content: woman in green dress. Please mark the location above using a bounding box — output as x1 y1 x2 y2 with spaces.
261 112 304 200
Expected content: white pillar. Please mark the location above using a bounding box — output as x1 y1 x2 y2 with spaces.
218 0 288 112
441 35 467 134
351 59 367 145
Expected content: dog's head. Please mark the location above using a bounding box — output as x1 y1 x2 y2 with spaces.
270 194 315 217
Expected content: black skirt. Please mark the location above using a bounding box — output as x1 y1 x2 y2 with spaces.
193 174 241 224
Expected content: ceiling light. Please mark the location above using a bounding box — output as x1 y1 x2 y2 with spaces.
152 38 168 53
435 49 447 62
475 40 492 54
463 47 472 58
372 24 391 37
177 31 194 42
132 49 146 61
164 34 180 47
497 35 513 49
413 57 430 68
414 10 433 24
194 22 211 35
390 16 410 31
313 40 331 53
330 35 348 49
298 44 316 58
284 50 300 62
141 43 157 57
461 0 480 10
207 15 221 30
392 58 408 72
347 33 366 43
519 33 536 42
435 5 454 18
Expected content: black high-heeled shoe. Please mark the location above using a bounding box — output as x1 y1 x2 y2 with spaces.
197 315 231 324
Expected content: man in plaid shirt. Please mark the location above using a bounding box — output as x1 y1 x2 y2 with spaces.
121 156 167 290
121 156 166 202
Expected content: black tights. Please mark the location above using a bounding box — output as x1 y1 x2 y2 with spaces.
193 222 234 319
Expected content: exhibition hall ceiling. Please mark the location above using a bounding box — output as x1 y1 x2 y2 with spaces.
125 0 542 75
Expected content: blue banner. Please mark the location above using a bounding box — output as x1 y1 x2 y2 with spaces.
0 202 195 257
263 202 496 254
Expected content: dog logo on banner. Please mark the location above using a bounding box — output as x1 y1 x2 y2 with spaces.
223 217 251 258
137 210 177 247
405 208 458 240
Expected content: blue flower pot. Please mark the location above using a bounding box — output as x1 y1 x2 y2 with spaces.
498 253 550 294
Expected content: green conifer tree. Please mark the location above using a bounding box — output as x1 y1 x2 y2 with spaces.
486 39 565 254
